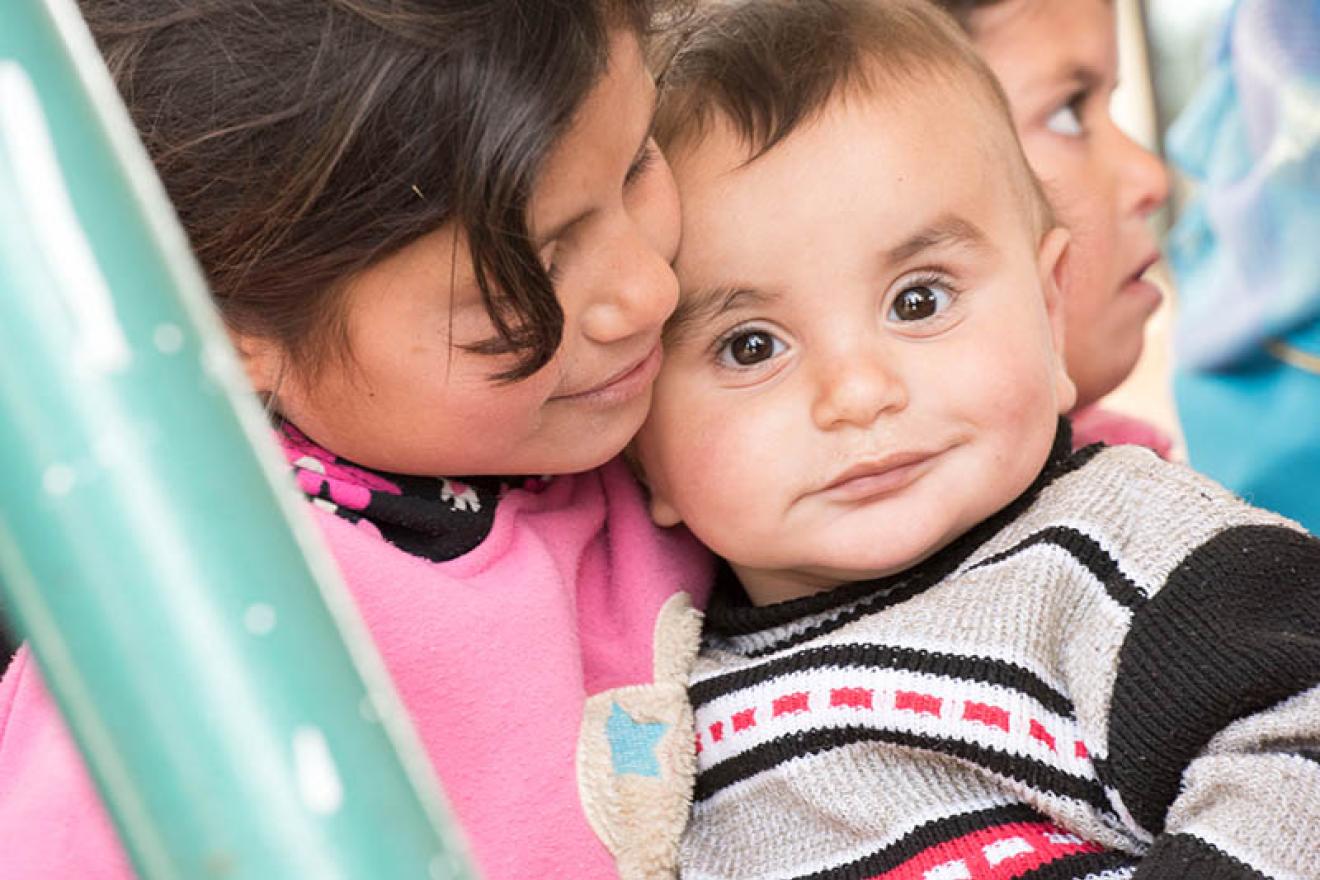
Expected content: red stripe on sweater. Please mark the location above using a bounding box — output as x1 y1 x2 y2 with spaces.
963 701 1010 732
773 691 811 716
895 690 943 717
733 708 757 733
1029 719 1056 751
863 821 1103 880
831 687 874 710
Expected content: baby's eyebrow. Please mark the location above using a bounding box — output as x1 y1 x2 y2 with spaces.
884 215 991 265
665 285 776 344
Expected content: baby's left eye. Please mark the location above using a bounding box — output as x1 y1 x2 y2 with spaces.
889 284 952 322
717 329 784 367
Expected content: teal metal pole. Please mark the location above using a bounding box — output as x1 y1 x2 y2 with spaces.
0 1 475 877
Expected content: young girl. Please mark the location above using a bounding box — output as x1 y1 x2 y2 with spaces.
0 1 711 878
933 0 1175 455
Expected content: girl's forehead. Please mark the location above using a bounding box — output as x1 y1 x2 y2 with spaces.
970 0 1118 81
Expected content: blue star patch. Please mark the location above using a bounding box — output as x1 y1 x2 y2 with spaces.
606 702 669 778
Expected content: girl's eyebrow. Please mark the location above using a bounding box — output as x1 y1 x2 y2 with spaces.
1059 65 1105 92
536 207 595 250
1018 62 1104 105
534 95 660 249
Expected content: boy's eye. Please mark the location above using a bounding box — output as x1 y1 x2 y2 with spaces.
889 284 952 322
719 329 782 367
1045 102 1084 137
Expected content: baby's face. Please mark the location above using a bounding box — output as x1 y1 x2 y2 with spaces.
634 85 1076 605
970 0 1169 406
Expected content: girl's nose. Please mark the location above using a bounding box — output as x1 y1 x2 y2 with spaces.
580 231 679 345
1120 129 1171 220
811 342 908 431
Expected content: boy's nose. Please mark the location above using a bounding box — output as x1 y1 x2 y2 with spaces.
811 344 908 431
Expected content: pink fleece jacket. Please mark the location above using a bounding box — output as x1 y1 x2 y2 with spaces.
0 458 713 878
1070 405 1174 459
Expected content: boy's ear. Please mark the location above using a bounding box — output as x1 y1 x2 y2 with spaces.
1037 227 1078 413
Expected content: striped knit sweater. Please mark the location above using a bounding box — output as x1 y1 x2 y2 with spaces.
682 441 1320 880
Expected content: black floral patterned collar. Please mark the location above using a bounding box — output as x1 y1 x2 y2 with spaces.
278 422 548 562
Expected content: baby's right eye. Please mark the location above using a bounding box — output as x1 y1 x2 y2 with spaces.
717 329 784 367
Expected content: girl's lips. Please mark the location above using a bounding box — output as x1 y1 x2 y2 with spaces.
1121 252 1164 305
1122 275 1163 305
551 341 663 406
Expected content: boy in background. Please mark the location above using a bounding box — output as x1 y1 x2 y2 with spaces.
639 1 1320 877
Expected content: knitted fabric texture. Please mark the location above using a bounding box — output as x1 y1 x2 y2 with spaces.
682 445 1320 880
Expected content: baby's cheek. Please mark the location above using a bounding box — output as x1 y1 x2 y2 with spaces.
969 370 1034 423
668 430 757 546
676 440 736 510
966 355 1062 459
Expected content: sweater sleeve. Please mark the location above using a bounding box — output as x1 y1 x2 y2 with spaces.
1102 525 1320 880
0 648 135 879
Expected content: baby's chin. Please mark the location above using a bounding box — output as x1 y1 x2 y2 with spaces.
732 544 953 606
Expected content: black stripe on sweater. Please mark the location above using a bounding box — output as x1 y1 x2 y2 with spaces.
1138 833 1271 880
689 642 1075 718
694 726 1114 816
1106 524 1320 834
968 526 1147 611
785 804 1049 880
1021 850 1138 880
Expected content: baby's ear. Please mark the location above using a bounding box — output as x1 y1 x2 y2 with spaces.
624 442 684 528
646 491 683 529
1037 227 1078 413
1037 225 1070 334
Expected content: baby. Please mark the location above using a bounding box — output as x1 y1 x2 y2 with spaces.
636 1 1320 878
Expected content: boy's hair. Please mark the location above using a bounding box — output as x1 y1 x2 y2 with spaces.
655 0 1051 235
85 0 681 382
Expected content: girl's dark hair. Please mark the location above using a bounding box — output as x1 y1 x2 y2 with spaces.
84 0 676 381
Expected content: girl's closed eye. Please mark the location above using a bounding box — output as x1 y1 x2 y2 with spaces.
624 140 658 186
886 275 960 330
541 244 564 285
714 324 788 369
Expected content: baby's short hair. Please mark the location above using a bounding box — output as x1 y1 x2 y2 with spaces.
656 0 1053 235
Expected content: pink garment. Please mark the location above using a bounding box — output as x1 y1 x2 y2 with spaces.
0 458 713 878
1070 405 1174 459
